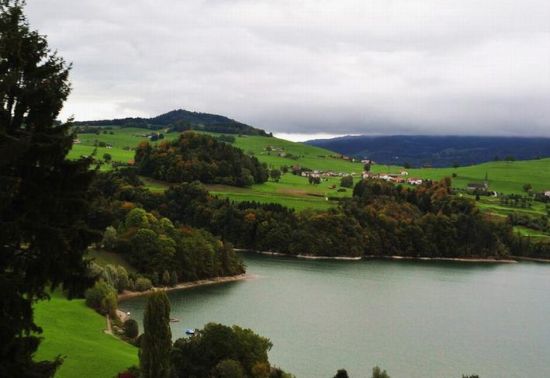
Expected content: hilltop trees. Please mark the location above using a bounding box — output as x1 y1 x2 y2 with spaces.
0 1 98 376
135 132 268 186
140 291 172 378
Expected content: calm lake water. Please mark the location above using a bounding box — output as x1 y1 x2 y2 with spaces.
121 254 550 378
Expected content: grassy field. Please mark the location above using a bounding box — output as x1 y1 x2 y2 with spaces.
71 126 550 214
377 159 550 194
34 292 138 378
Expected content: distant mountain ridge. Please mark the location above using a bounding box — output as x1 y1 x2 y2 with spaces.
306 135 550 167
74 109 270 136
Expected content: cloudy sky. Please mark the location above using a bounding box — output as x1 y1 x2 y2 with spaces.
26 0 550 140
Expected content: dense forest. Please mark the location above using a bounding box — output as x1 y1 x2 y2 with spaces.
74 108 270 136
135 132 268 186
92 169 550 260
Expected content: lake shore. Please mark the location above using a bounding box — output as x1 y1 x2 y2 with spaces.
237 249 520 263
235 249 362 260
118 274 250 302
364 255 518 263
510 256 550 263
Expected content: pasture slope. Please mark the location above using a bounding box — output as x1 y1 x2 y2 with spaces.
71 126 550 209
34 291 137 378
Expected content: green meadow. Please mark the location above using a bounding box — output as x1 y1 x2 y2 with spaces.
34 292 138 378
71 126 550 214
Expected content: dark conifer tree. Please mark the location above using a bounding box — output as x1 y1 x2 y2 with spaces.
139 291 173 378
0 1 97 376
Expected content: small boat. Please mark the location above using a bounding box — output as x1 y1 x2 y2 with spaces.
170 318 180 323
185 328 195 335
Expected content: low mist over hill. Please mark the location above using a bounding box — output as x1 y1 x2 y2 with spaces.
75 109 270 136
306 135 550 167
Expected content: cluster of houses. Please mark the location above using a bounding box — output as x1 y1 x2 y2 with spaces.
300 169 358 179
363 171 424 186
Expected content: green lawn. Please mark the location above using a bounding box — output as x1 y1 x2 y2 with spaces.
34 292 138 378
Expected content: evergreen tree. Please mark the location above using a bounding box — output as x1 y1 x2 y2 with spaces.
0 1 97 376
334 369 349 378
139 291 172 378
372 366 390 378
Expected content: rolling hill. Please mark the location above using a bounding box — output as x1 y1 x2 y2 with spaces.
74 109 270 136
70 126 550 213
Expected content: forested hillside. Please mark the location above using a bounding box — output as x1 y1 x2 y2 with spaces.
307 135 550 167
74 108 270 136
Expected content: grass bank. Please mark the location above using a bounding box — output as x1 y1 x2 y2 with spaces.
34 291 138 378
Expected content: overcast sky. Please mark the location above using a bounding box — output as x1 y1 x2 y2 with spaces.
26 0 550 139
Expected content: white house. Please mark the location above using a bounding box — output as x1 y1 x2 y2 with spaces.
544 191 550 198
408 178 423 185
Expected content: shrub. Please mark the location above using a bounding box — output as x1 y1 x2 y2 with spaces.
124 319 139 339
135 277 153 292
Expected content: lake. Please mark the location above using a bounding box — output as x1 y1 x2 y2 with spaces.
121 253 550 378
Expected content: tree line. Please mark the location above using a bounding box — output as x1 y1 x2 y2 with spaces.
92 169 550 260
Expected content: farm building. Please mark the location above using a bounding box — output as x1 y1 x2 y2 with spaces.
467 182 489 191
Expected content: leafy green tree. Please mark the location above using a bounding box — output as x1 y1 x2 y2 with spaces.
270 169 281 182
102 264 118 288
126 208 150 229
372 366 390 378
151 271 160 286
170 271 179 287
123 319 139 339
102 226 117 250
340 175 354 188
102 152 112 163
116 266 129 293
0 1 98 375
162 270 171 286
172 323 273 378
84 280 117 316
523 183 532 193
135 277 153 292
139 291 172 378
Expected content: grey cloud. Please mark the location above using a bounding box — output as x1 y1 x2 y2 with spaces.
25 0 550 137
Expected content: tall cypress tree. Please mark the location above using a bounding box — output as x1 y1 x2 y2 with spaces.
139 291 173 378
0 1 98 376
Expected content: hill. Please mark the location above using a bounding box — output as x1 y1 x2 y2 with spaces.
74 109 270 136
34 292 137 378
306 135 550 167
